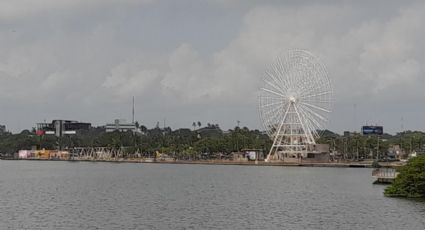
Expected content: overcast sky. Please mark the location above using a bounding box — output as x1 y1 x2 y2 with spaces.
1 0 424 134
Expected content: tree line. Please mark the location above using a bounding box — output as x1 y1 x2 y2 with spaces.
1 125 425 160
317 130 425 160
0 125 271 159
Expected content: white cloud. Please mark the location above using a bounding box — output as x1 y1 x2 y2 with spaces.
0 0 153 20
154 2 425 131
103 61 160 97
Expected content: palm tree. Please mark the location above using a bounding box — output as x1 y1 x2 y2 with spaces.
197 121 202 128
192 122 196 131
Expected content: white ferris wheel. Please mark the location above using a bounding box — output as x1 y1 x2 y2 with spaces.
259 49 333 162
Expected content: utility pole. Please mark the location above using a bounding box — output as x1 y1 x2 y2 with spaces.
356 138 359 160
376 136 380 161
400 116 404 151
132 96 135 124
353 103 357 132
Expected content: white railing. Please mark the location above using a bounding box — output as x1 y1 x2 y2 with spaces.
372 168 399 179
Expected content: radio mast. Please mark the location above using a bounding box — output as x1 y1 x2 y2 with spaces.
132 96 135 124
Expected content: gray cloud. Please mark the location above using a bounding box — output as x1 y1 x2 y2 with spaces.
0 0 424 134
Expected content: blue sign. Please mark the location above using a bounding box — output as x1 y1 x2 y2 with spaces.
362 126 383 135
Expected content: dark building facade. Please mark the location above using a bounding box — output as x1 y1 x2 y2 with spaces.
37 120 91 136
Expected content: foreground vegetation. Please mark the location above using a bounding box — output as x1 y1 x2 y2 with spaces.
384 154 425 198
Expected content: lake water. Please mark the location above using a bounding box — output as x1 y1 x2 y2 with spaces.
0 161 424 230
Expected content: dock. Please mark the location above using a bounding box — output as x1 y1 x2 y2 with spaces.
372 167 399 184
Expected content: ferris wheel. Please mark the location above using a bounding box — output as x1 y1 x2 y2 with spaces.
259 49 333 161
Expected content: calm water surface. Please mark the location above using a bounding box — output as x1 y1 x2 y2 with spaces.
0 161 424 230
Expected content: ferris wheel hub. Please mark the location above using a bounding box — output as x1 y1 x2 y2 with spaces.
289 96 296 103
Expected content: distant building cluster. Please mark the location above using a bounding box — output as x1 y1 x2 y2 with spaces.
34 118 141 137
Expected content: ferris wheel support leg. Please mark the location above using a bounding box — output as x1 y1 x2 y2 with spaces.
265 149 272 162
266 103 291 162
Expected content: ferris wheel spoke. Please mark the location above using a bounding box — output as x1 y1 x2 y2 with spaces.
261 88 285 98
297 105 323 132
277 58 293 91
271 58 289 91
260 100 285 109
296 104 314 127
264 105 287 133
299 77 324 98
268 103 287 127
298 106 320 127
276 57 292 90
302 72 327 95
296 61 328 96
299 103 328 123
261 101 284 122
259 95 283 99
263 78 286 95
301 102 331 113
299 80 327 99
271 102 292 137
259 97 285 107
268 102 287 122
293 104 315 142
300 90 332 99
266 67 289 93
261 106 285 124
302 100 331 105
299 108 325 130
300 82 330 98
265 70 283 91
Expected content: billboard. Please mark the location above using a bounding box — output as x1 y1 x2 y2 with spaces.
362 126 383 135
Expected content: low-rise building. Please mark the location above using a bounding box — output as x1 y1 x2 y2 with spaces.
37 120 91 136
387 145 405 160
281 144 330 163
105 119 138 133
233 149 265 161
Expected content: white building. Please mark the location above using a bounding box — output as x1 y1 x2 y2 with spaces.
105 119 138 133
0 124 6 134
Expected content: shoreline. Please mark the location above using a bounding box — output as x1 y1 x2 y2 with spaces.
1 158 377 168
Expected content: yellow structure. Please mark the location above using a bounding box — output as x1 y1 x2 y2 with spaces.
35 149 51 159
34 149 70 160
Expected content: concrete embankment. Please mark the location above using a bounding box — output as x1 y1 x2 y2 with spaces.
1 158 375 168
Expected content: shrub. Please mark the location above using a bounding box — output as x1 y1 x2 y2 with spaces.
384 154 425 198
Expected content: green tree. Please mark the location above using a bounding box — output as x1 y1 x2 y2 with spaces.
385 154 425 198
